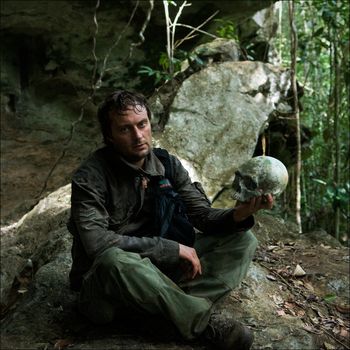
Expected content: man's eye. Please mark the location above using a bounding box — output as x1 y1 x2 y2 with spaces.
139 121 147 128
119 127 129 133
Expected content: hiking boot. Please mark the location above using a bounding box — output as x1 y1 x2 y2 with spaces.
202 312 254 350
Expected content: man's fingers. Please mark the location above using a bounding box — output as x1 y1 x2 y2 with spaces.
249 197 256 212
179 244 202 280
250 194 274 212
255 196 262 210
261 194 274 209
190 253 202 279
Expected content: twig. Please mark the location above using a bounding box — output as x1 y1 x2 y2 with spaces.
125 0 154 62
96 1 139 82
163 0 172 71
107 0 154 72
174 10 219 49
90 0 100 89
175 23 218 42
259 261 306 299
171 1 190 64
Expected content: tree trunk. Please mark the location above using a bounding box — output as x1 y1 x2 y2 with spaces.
333 29 341 240
288 1 302 234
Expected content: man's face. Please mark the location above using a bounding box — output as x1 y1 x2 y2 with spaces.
108 106 152 167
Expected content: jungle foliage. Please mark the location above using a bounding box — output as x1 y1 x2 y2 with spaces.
277 0 349 242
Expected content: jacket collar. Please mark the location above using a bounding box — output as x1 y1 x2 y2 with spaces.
108 147 165 177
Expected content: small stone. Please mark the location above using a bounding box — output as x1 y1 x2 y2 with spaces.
293 264 306 277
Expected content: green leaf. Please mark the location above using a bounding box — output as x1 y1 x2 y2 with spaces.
159 52 170 70
193 55 204 66
138 66 156 76
313 27 324 36
323 294 337 303
312 178 327 185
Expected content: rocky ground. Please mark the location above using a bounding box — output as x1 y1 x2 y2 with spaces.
0 186 349 350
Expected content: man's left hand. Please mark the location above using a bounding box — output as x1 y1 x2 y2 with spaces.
233 194 274 222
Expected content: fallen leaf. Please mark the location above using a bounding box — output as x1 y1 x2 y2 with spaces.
340 327 350 338
313 308 325 319
267 245 279 251
303 281 314 292
302 252 316 257
277 309 286 316
284 302 295 309
266 274 277 281
303 324 313 333
292 280 304 287
297 309 306 317
310 316 319 325
332 325 341 335
323 342 336 350
276 268 290 277
336 318 345 326
272 294 284 306
302 324 322 334
293 264 306 277
285 308 296 316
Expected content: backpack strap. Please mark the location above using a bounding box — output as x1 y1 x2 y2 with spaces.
153 147 174 183
152 148 195 246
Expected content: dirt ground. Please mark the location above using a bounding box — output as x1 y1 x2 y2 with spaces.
249 213 350 350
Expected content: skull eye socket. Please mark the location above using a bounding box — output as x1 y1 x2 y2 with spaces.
243 176 257 191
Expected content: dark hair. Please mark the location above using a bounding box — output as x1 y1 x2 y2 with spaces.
97 90 151 146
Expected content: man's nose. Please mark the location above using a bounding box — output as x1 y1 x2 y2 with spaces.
132 127 143 139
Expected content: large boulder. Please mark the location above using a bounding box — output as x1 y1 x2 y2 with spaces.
155 61 291 199
0 185 71 308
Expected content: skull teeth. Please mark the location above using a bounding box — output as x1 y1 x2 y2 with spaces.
231 191 242 200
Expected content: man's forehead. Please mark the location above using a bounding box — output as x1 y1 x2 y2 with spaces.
109 107 148 124
110 105 147 115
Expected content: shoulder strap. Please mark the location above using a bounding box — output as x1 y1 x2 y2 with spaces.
153 147 173 183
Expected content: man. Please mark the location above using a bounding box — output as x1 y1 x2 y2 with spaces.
67 90 274 350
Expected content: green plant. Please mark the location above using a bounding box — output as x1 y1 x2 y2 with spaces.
138 49 204 86
214 18 238 40
138 65 171 85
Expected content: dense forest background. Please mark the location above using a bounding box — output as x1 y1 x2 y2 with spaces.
277 0 349 243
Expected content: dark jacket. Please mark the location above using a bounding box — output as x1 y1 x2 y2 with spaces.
68 146 254 290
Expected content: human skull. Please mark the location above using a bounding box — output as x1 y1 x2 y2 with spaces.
232 156 288 202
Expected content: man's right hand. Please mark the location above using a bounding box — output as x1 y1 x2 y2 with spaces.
179 244 202 280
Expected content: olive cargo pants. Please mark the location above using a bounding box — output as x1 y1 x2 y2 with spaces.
78 230 258 339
